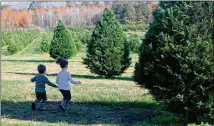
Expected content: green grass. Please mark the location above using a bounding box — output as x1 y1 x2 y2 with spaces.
1 52 182 126
2 48 181 125
1 26 211 125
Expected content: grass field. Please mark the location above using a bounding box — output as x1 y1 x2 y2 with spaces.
2 43 206 125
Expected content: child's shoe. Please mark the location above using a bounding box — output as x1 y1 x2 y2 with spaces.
32 102 36 111
59 104 65 112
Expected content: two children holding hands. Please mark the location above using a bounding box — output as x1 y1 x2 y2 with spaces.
31 57 81 111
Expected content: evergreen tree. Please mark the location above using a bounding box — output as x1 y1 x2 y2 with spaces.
69 30 82 52
121 39 131 73
49 20 77 59
40 33 50 53
84 8 131 77
134 1 214 123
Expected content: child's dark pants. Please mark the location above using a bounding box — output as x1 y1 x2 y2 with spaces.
60 89 71 108
32 92 47 110
35 92 47 102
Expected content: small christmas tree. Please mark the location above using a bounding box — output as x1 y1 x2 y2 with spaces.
84 8 131 77
49 20 77 59
69 30 82 52
40 33 50 53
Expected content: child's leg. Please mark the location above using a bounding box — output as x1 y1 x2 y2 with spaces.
33 99 40 103
59 90 67 107
40 92 47 109
32 92 42 110
32 99 39 110
59 90 71 111
64 91 71 109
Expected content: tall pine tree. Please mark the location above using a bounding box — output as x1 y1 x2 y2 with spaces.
134 1 214 123
84 8 131 77
49 20 77 59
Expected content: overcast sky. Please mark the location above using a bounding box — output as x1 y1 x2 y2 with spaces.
1 2 68 9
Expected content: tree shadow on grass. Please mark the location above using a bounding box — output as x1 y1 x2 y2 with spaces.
6 72 133 81
2 59 82 63
70 74 133 81
2 59 55 63
2 101 156 125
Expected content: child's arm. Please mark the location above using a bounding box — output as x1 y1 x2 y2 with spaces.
31 76 36 82
45 77 58 88
68 73 81 84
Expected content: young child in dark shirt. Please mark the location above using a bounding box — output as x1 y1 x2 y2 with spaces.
31 64 57 110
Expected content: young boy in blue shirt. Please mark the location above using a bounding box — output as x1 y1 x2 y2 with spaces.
31 64 57 110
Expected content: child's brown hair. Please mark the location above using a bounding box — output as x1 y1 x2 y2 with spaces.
56 57 68 68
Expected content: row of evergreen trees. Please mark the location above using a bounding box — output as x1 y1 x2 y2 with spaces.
49 2 214 123
49 8 131 77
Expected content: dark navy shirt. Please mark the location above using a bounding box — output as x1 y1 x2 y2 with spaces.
31 74 57 92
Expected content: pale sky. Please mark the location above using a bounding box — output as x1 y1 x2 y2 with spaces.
1 2 68 9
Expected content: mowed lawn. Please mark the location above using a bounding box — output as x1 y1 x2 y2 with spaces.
1 52 180 126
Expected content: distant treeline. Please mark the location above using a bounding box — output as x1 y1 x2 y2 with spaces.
1 1 158 29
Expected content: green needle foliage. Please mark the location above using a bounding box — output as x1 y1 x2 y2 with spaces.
84 8 131 77
49 20 77 59
134 1 214 124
